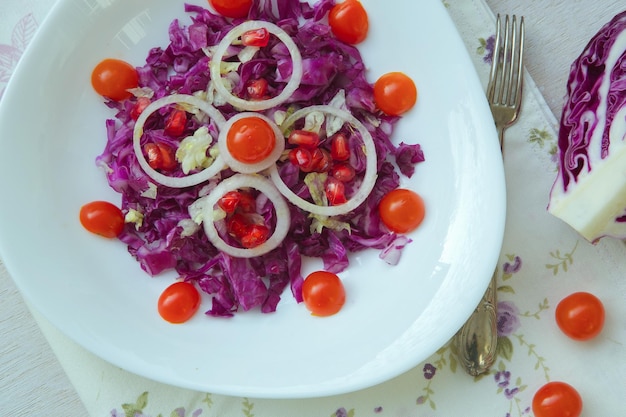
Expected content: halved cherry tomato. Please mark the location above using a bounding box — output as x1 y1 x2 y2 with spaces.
373 72 418 116
379 188 425 233
158 281 201 324
226 116 276 164
91 58 138 102
302 271 346 316
555 292 605 341
532 381 583 417
328 0 369 45
208 0 253 18
79 201 125 238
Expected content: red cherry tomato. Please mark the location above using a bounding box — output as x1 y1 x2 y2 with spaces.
226 116 276 164
328 0 369 45
555 292 605 341
378 188 425 233
79 201 125 238
208 0 253 18
532 381 583 417
373 72 418 116
91 58 138 101
158 281 201 324
302 271 346 316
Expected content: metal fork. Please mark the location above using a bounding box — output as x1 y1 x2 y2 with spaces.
454 14 525 376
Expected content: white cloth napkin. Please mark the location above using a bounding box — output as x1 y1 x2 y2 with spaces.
2 0 626 415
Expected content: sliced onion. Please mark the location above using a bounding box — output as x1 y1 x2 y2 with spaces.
218 112 285 174
209 21 303 111
202 174 291 258
268 105 378 217
133 94 227 188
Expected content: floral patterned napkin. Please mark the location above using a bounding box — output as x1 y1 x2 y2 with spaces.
3 0 626 415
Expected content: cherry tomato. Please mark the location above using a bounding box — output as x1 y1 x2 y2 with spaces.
373 72 418 116
328 0 369 45
91 58 138 102
79 201 125 238
302 271 346 316
532 381 583 417
208 0 252 18
226 116 276 164
555 292 605 341
378 188 425 233
158 281 201 324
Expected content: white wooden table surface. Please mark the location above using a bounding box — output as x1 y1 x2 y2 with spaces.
1 0 624 415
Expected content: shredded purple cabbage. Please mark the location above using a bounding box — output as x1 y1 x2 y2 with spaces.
96 0 425 317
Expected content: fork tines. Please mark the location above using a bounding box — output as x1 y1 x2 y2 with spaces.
487 14 525 108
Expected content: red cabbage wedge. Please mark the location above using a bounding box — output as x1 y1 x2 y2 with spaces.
548 11 626 242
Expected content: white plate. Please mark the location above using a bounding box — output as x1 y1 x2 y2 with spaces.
0 0 505 398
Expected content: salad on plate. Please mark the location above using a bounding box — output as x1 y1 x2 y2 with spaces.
85 0 426 321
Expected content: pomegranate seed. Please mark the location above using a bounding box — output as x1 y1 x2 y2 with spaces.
164 109 187 137
218 191 242 214
241 28 270 47
288 130 320 149
311 148 332 172
240 223 271 248
237 191 257 213
246 78 269 99
130 97 151 120
325 177 347 205
330 133 350 161
144 142 177 171
288 147 315 172
227 213 250 239
144 143 161 170
330 163 356 182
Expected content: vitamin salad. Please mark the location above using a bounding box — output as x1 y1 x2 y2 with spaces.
84 0 426 321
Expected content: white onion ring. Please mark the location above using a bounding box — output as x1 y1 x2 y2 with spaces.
268 105 378 217
209 21 303 111
203 174 291 258
133 94 227 188
217 112 285 174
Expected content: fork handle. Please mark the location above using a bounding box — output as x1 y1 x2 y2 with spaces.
454 269 498 376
